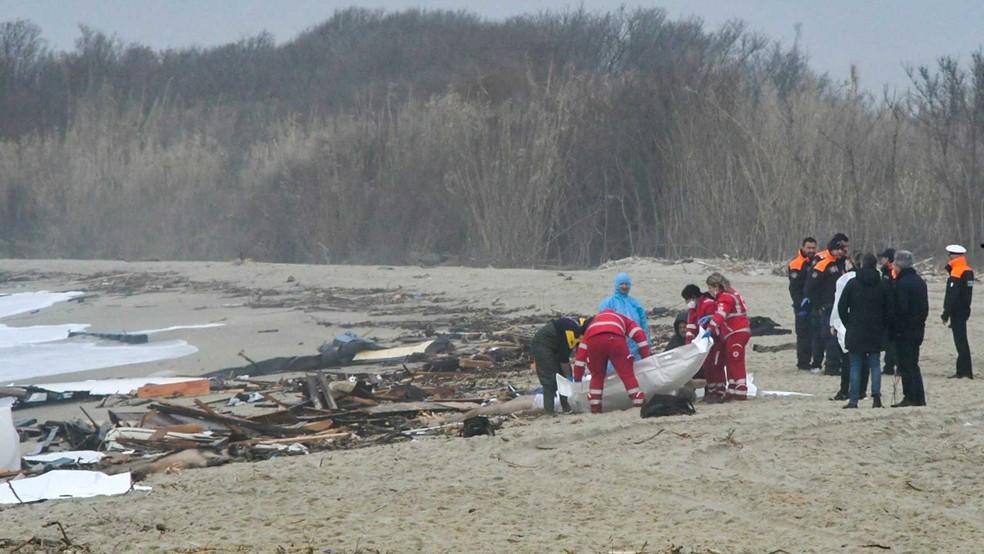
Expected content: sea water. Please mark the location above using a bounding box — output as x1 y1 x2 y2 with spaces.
0 291 200 383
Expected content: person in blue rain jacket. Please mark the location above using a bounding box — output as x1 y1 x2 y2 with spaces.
598 272 652 360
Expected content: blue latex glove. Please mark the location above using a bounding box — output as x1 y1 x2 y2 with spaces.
700 329 712 339
797 298 811 318
698 315 712 326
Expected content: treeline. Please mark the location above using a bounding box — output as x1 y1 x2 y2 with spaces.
0 8 981 266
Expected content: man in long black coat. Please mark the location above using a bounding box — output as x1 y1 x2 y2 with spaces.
838 254 892 408
891 250 929 407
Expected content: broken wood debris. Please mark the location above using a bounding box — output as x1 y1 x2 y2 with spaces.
6 330 541 484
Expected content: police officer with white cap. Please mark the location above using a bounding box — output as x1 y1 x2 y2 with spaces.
942 244 974 379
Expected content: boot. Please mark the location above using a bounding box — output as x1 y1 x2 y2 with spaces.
872 395 883 408
830 391 848 401
842 402 858 409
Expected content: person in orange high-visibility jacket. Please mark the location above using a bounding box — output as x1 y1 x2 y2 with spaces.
788 237 818 369
942 244 974 379
704 272 751 401
573 309 652 413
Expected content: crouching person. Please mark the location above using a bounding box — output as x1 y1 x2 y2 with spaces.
573 309 652 413
530 316 587 414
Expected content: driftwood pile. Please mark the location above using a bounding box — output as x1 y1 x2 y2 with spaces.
6 331 537 484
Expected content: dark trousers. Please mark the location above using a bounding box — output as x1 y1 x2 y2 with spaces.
839 351 870 396
794 309 811 369
809 307 830 369
883 337 897 373
531 339 569 414
896 340 926 405
813 305 842 375
951 318 973 377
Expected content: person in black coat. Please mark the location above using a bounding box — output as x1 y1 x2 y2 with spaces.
838 253 892 408
890 250 929 407
664 313 689 352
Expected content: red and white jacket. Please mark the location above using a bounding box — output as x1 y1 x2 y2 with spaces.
708 290 750 338
573 309 652 380
685 293 717 343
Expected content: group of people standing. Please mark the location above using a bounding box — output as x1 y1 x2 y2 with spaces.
788 235 975 408
528 237 974 416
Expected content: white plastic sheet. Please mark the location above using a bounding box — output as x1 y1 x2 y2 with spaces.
23 451 105 465
0 470 135 504
352 341 435 362
0 397 19 472
558 331 713 413
27 377 204 396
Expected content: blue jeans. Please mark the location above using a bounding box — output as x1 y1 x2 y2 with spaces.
849 351 881 404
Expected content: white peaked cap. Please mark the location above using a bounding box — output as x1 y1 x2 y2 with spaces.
945 244 967 254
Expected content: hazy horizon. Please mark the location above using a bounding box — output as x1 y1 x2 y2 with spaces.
3 0 984 94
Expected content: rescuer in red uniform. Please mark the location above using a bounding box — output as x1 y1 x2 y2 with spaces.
704 272 751 402
572 309 652 413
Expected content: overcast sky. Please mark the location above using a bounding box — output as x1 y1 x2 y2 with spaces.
4 0 983 93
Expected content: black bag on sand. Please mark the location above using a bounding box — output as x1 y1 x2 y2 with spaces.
461 416 495 437
640 394 696 418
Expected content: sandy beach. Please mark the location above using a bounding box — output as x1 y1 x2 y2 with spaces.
1 257 982 553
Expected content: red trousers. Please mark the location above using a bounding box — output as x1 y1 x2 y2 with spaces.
586 333 644 413
706 331 750 400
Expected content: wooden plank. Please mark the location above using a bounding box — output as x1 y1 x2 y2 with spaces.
459 358 493 370
0 387 27 398
365 401 455 414
305 376 325 409
352 341 435 362
137 379 210 399
301 420 335 432
315 374 339 410
152 402 306 438
237 431 351 447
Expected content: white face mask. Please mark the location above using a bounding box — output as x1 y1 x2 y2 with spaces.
687 300 696 309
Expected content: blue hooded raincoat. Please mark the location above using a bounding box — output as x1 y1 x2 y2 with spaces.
598 272 651 359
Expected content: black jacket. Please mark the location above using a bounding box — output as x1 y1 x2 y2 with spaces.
532 317 583 363
804 255 845 308
838 268 892 353
787 252 813 307
892 267 929 344
942 259 974 321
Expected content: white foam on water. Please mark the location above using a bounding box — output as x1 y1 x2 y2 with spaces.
0 340 198 383
0 323 89 348
136 323 226 334
0 291 85 319
0 291 200 382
